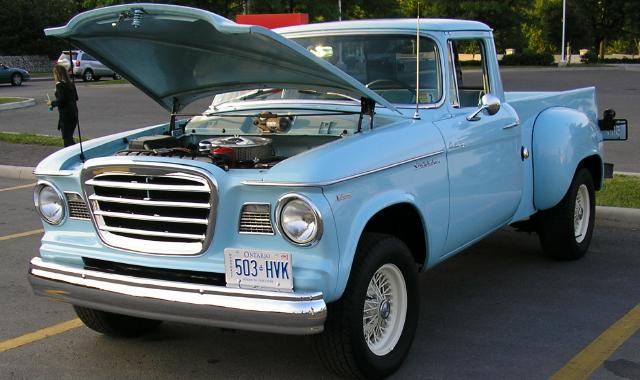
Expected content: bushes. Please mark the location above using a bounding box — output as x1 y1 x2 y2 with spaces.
580 51 640 64
500 50 555 66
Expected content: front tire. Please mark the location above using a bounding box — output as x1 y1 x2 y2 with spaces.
314 234 418 379
74 306 162 337
536 168 596 260
10 73 22 86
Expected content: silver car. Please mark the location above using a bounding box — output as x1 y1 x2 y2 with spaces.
57 50 120 81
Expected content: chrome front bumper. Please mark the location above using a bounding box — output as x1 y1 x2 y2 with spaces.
28 257 327 335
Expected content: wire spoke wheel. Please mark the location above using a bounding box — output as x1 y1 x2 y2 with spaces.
362 263 407 356
574 184 590 243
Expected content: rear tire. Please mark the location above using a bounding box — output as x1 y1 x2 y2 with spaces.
74 306 162 337
314 234 418 379
82 69 93 82
536 168 596 260
113 73 121 80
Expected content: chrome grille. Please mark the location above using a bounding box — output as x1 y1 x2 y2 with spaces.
65 192 91 220
83 165 216 255
239 203 274 235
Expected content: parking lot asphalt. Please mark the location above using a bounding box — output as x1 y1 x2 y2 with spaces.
0 66 638 172
1 178 638 379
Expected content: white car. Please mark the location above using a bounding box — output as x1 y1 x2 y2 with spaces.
57 50 120 81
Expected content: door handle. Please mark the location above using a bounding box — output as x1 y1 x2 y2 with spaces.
502 121 520 129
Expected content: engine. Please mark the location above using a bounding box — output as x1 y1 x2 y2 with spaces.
116 134 282 170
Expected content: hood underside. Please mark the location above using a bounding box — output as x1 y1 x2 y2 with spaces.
45 3 398 113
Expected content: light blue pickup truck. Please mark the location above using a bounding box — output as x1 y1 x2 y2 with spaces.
29 4 628 378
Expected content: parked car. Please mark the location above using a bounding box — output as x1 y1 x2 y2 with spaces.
57 50 120 81
0 63 30 86
30 4 628 379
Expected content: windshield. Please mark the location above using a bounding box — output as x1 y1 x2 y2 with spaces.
210 34 441 108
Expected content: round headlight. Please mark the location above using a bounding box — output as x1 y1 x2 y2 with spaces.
34 182 66 225
277 195 323 246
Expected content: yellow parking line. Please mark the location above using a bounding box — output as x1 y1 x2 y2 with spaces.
0 229 44 241
0 319 83 353
549 303 640 380
0 183 35 192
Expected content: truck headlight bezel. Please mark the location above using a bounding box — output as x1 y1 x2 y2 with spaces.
33 181 66 225
276 193 323 246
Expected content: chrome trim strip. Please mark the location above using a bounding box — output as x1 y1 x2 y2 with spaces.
85 179 210 192
28 257 326 335
93 210 208 225
503 121 520 129
242 149 446 187
89 194 210 209
448 40 460 108
99 226 205 240
33 170 75 177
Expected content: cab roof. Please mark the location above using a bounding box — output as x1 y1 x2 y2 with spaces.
276 18 492 35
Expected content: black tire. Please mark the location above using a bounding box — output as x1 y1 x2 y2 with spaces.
536 168 596 260
113 73 121 80
314 233 418 379
73 306 162 337
82 69 93 82
10 73 22 86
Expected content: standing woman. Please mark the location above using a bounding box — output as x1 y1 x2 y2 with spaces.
48 64 79 147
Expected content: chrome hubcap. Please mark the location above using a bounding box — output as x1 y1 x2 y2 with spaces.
574 184 590 243
363 263 407 356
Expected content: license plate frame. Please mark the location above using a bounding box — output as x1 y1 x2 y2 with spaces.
224 248 293 291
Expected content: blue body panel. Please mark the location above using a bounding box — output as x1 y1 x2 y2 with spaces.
532 107 603 210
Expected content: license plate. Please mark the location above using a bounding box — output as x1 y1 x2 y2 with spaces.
224 248 293 290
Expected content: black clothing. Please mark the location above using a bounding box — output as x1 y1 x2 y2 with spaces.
51 81 79 147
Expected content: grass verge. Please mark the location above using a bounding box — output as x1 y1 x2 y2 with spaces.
91 79 129 85
597 175 640 209
0 132 64 146
0 97 24 104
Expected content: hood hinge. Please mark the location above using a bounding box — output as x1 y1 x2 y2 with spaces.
357 97 376 133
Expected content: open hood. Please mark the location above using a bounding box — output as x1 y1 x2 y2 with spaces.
45 3 399 113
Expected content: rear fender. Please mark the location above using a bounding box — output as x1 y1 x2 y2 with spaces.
532 107 603 210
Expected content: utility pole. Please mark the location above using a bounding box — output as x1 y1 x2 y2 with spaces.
560 0 567 65
338 0 342 21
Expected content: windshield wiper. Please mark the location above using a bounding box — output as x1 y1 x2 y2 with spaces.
207 89 280 113
297 89 359 102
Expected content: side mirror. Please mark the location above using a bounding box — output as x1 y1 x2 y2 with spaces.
467 94 501 121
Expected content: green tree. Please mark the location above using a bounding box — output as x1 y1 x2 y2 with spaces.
0 0 78 57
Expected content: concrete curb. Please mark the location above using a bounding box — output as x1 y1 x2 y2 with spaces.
0 165 35 180
615 171 640 177
0 97 36 111
596 206 640 224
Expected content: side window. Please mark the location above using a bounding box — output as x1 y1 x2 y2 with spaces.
83 54 96 62
449 39 490 108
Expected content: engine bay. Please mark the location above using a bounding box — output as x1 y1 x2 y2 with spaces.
116 134 288 170
114 111 357 170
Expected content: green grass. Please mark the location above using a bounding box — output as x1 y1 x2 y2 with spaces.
91 79 129 85
0 132 64 146
597 175 640 209
0 97 24 104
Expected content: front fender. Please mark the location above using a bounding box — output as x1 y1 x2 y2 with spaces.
532 107 603 210
329 190 421 301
